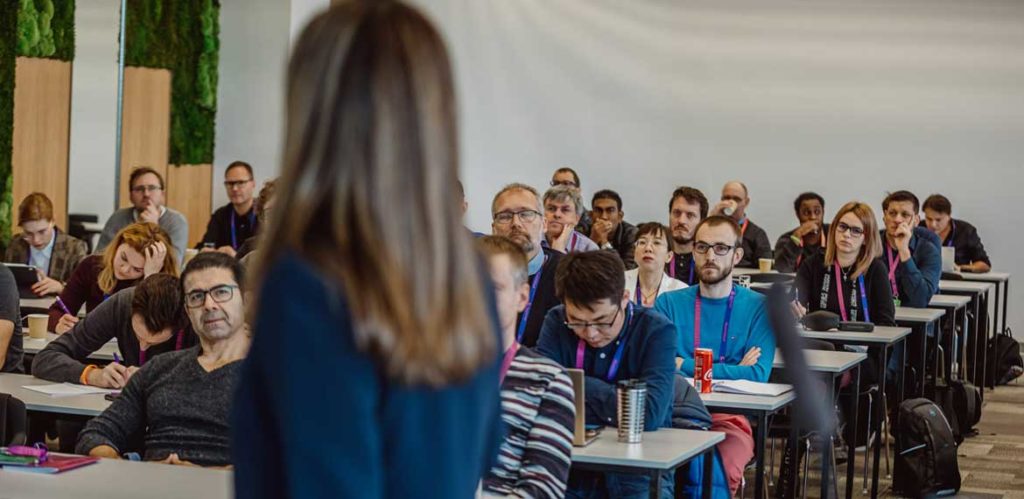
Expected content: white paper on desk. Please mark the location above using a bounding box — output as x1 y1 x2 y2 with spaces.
22 383 118 397
684 377 793 396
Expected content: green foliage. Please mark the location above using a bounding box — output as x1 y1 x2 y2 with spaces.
126 0 219 165
0 1 17 245
16 0 74 60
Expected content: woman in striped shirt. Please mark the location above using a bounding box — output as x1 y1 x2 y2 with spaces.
478 236 576 498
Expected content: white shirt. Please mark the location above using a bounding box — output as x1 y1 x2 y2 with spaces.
624 268 687 306
28 229 56 273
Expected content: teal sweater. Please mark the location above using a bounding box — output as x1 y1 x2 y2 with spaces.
654 285 776 382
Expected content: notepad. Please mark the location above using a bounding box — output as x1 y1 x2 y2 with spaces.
0 454 99 473
22 383 118 397
685 378 793 397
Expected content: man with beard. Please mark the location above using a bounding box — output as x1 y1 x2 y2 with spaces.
655 215 776 383
76 253 248 467
665 186 709 286
491 183 563 347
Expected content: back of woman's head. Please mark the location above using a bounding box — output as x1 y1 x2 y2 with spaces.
99 222 178 293
255 0 494 386
824 201 882 279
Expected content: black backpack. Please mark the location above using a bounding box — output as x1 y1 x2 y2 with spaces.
934 342 981 443
893 398 961 498
988 328 1023 386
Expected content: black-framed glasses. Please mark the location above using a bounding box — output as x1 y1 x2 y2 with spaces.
130 185 162 194
550 180 578 188
224 179 253 189
564 306 621 332
493 209 541 225
185 284 239 308
693 242 735 256
835 222 865 237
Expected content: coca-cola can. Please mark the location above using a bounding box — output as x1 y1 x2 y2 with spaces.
694 348 714 394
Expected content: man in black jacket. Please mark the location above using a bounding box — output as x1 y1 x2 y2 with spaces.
589 189 638 270
711 181 772 268
774 192 829 273
921 193 991 273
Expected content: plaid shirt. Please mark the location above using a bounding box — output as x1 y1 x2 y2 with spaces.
5 228 88 284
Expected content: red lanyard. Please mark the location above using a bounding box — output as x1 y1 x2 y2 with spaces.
139 329 185 366
739 219 749 237
499 342 520 384
885 245 900 298
694 286 736 363
569 232 578 251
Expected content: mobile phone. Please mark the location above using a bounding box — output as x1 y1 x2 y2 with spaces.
104 392 121 401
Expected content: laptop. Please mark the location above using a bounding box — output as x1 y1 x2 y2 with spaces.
567 368 602 447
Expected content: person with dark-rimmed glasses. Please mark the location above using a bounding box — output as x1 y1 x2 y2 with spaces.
536 250 677 498
492 183 564 347
96 167 189 267
196 160 260 257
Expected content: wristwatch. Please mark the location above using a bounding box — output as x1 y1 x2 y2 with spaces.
600 242 614 250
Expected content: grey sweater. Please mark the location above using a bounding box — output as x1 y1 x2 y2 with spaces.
96 207 189 267
32 287 196 383
76 346 240 466
0 264 22 373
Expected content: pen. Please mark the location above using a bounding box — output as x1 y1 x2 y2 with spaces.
55 296 72 316
113 352 123 364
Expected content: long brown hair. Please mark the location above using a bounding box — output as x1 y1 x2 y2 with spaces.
253 1 495 386
823 202 882 279
98 222 178 294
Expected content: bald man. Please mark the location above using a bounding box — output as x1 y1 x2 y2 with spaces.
710 181 773 268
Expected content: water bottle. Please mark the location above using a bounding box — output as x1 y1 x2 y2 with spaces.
616 379 647 443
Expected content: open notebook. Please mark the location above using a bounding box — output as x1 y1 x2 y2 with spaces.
685 378 793 397
22 383 119 397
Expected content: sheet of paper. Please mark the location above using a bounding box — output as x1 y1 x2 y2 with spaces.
22 383 118 397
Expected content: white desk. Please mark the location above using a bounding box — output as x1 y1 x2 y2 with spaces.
894 308 945 323
774 349 866 373
0 456 232 499
940 280 995 295
930 294 971 309
800 325 912 345
733 268 795 277
20 296 55 310
22 333 118 361
572 427 723 498
940 280 997 391
953 271 1011 360
0 373 110 417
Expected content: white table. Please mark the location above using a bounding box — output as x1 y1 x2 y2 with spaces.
20 296 55 311
0 456 232 499
22 333 118 361
572 428 724 499
700 390 796 499
774 349 866 373
952 271 1010 339
0 373 110 417
940 280 997 391
895 308 948 397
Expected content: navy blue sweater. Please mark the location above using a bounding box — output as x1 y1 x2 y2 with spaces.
536 305 676 431
231 253 503 499
877 231 941 308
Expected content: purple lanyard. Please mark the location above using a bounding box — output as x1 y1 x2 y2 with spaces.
515 258 546 343
569 232 578 252
694 286 736 363
575 303 634 381
885 245 900 299
230 210 256 250
634 277 661 305
139 329 185 366
499 342 520 384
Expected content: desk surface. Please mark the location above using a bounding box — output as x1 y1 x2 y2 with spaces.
0 373 110 417
939 280 996 294
572 428 724 470
0 457 232 499
895 307 946 323
930 294 972 308
22 333 118 361
20 296 55 310
800 325 912 345
951 271 1011 283
700 390 796 412
774 349 867 373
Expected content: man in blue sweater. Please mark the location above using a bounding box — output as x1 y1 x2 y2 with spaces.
655 216 777 383
537 250 677 498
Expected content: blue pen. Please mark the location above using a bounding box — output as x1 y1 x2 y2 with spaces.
55 296 72 316
113 352 123 364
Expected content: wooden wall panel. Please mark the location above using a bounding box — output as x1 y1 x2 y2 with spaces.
119 67 171 208
12 57 72 231
166 164 212 248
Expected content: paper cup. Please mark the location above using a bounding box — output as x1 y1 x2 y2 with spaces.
27 314 48 339
758 258 773 272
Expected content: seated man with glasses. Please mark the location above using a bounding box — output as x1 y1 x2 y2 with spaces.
196 161 259 257
97 166 189 267
536 250 677 498
76 253 248 467
492 183 564 348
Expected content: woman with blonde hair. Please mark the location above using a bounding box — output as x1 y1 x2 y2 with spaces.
48 222 176 333
792 201 895 325
231 2 502 497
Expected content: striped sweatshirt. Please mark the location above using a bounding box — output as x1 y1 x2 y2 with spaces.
483 347 576 499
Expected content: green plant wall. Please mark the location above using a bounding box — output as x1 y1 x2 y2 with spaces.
125 0 219 165
17 0 74 60
0 1 17 245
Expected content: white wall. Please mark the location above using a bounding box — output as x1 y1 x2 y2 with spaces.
67 0 120 223
212 0 295 209
414 0 1024 333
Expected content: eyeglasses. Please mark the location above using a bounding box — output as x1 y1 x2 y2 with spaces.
493 209 541 225
835 222 865 237
224 179 253 189
550 180 578 188
564 306 621 332
131 185 162 194
185 284 239 308
635 237 667 249
693 242 735 256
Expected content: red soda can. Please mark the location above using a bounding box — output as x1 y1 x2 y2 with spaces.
694 348 714 393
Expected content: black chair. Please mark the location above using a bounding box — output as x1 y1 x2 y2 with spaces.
68 213 101 253
0 393 28 446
